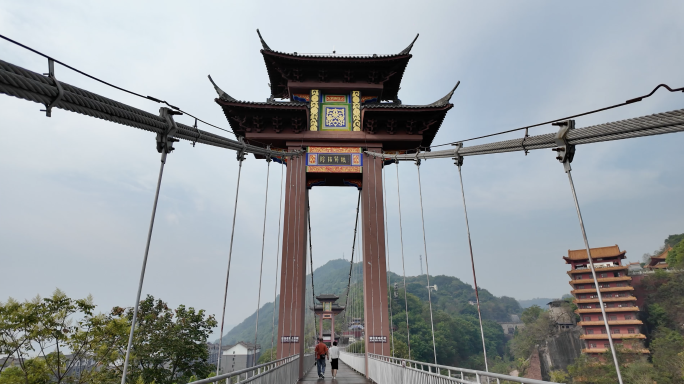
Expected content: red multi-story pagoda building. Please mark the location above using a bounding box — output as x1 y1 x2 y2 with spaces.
564 245 648 355
210 30 458 371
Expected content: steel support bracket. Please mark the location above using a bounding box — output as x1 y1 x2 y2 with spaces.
236 136 247 162
41 58 64 117
452 142 464 167
158 107 181 154
552 119 575 172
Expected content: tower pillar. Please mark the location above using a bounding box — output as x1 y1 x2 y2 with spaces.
361 148 390 360
276 153 307 378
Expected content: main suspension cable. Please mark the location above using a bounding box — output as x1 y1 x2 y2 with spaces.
430 83 684 148
215 151 246 375
395 160 411 359
456 163 490 373
270 162 284 360
252 157 272 365
0 33 234 135
415 160 438 365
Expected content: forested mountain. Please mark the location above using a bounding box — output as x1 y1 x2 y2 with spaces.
219 258 521 367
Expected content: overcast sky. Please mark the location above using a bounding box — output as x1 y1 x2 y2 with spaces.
1 1 683 340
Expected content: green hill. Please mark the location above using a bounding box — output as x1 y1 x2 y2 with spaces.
219 259 521 361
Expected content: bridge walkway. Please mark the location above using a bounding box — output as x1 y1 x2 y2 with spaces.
300 360 371 383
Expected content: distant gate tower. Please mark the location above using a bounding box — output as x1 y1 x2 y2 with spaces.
212 30 457 375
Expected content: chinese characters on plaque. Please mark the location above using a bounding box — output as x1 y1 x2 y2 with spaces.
368 336 387 343
281 336 299 343
306 147 363 173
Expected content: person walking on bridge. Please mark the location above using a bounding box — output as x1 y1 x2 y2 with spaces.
329 341 340 379
315 338 329 379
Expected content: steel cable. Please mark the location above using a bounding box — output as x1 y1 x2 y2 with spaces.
270 163 285 360
252 158 272 365
0 60 303 157
456 164 490 374
415 161 438 365
365 108 684 161
395 160 412 360
216 154 245 375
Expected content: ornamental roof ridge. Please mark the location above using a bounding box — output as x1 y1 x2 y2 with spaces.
256 32 420 58
256 29 271 51
208 75 237 102
208 75 307 107
399 34 420 55
362 81 460 109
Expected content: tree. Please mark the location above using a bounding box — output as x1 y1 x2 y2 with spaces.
650 328 684 384
666 236 684 269
122 295 217 384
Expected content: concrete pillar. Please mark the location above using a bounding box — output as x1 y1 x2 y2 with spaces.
275 153 307 379
361 148 390 365
319 314 323 340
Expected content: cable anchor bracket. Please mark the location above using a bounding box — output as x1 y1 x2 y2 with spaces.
158 107 181 155
452 142 464 167
552 119 576 172
191 118 201 147
40 58 64 117
236 136 247 162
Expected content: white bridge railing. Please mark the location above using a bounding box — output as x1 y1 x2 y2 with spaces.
340 351 560 384
187 353 314 384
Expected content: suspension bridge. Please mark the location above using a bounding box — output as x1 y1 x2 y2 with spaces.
1 30 683 384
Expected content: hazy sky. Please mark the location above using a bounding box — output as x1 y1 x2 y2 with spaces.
1 1 683 340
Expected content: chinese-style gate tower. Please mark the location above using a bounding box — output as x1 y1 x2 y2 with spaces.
212 30 456 377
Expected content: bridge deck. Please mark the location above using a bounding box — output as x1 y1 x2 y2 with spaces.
300 360 371 383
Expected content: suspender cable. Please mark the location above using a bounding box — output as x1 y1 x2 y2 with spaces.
415 160 438 365
395 159 411 360
372 155 385 356
270 162 284 360
344 191 362 336
455 162 490 373
307 196 317 348
120 147 170 384
382 160 395 357
215 148 246 375
252 156 272 365
565 167 624 384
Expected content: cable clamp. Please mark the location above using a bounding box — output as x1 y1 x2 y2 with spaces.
521 128 530 156
158 107 181 154
552 120 575 172
191 118 201 147
414 152 421 167
40 59 64 117
265 145 272 163
451 142 464 167
236 136 247 162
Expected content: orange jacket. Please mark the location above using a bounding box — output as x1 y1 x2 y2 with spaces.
315 342 328 359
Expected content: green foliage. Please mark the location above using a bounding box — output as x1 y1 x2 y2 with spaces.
257 347 277 364
347 340 364 354
664 233 684 249
666 235 684 269
124 295 217 384
0 358 51 384
509 306 555 360
549 370 569 383
0 291 216 384
650 328 684 383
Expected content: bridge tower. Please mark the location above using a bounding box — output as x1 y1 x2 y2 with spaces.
212 31 457 377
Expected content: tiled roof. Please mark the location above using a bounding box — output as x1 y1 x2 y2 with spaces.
362 82 459 110
316 294 340 300
565 245 626 261
256 30 419 59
